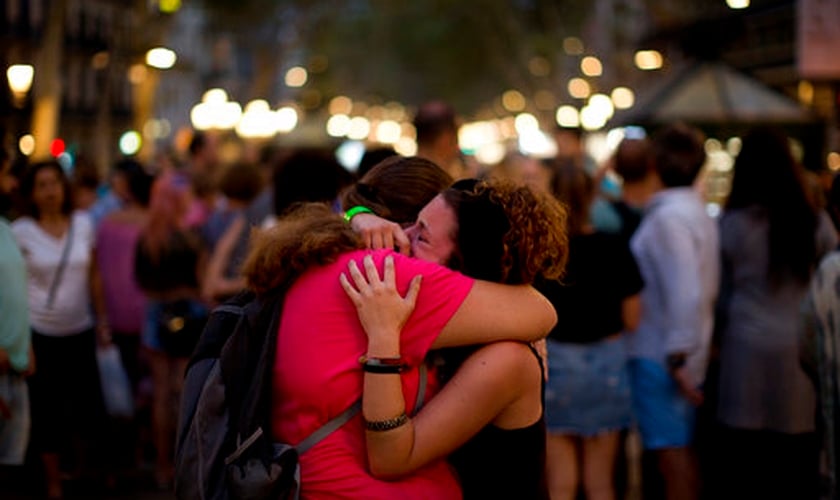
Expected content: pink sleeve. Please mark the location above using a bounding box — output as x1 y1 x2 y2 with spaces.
378 250 474 366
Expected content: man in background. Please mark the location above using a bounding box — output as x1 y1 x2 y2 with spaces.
413 101 471 180
627 123 719 500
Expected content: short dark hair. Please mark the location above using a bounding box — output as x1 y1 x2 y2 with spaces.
115 158 154 207
218 161 263 203
272 148 354 216
652 123 706 187
413 101 457 146
188 131 207 157
613 138 652 183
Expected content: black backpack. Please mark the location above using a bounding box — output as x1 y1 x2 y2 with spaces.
173 289 361 500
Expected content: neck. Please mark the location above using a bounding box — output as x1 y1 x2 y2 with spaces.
623 174 663 207
39 212 67 224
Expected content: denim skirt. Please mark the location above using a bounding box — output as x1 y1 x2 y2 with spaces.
544 336 633 436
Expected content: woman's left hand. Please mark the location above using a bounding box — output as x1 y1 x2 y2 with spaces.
340 255 422 347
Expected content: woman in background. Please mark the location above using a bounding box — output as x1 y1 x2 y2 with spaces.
12 160 110 499
134 173 208 488
539 163 642 500
715 126 837 499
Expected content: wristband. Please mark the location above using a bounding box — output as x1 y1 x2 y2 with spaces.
365 413 409 432
359 355 408 374
344 205 374 223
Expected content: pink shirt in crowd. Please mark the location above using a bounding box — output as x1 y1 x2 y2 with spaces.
272 249 474 500
96 219 146 334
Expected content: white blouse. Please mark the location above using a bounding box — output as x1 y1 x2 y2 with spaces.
11 211 96 336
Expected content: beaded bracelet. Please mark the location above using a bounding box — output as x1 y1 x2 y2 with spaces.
365 413 409 432
344 205 374 223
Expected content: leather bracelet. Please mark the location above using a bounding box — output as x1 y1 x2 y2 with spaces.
365 413 409 432
344 205 374 223
359 355 408 374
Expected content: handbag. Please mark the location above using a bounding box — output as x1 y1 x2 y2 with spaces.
96 344 134 418
157 299 208 358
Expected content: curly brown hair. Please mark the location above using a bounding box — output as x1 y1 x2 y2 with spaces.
443 178 568 285
241 203 365 295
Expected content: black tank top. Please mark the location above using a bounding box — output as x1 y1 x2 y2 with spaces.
448 345 549 500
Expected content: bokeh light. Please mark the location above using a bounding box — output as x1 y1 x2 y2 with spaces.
568 78 591 99
18 134 35 156
119 131 142 155
581 56 603 77
635 50 663 70
285 66 308 87
502 90 526 112
611 87 635 109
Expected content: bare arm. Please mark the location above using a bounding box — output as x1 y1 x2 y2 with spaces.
622 294 642 332
340 256 537 477
89 249 111 346
202 216 246 302
433 281 556 348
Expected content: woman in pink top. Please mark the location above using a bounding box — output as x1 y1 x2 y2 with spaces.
95 160 154 387
241 188 565 499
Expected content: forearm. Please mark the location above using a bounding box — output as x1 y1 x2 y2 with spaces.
363 335 416 478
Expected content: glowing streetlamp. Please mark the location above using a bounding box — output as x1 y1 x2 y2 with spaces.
726 0 749 8
190 88 242 130
7 64 34 106
146 47 177 69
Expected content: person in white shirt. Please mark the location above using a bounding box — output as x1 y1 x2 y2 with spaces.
11 160 110 499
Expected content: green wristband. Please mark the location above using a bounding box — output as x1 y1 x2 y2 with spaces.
344 205 374 223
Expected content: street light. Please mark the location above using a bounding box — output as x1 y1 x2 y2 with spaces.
190 88 242 130
146 47 177 69
7 64 34 106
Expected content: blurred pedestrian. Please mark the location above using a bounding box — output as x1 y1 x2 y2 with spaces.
134 173 208 488
414 101 470 180
801 172 840 500
552 126 622 234
540 163 643 500
0 147 34 470
626 123 719 500
610 136 654 242
12 160 111 499
714 126 835 500
201 161 263 304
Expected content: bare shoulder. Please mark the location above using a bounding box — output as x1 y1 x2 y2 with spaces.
462 341 541 384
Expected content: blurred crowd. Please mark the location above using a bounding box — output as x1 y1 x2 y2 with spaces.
1 101 839 500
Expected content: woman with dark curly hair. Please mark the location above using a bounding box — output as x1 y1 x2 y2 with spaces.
340 178 568 499
241 178 567 499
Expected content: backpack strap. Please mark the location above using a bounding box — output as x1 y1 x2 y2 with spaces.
297 399 361 455
414 361 427 414
296 360 429 456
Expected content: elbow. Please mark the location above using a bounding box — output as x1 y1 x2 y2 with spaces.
368 459 411 480
534 292 558 339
